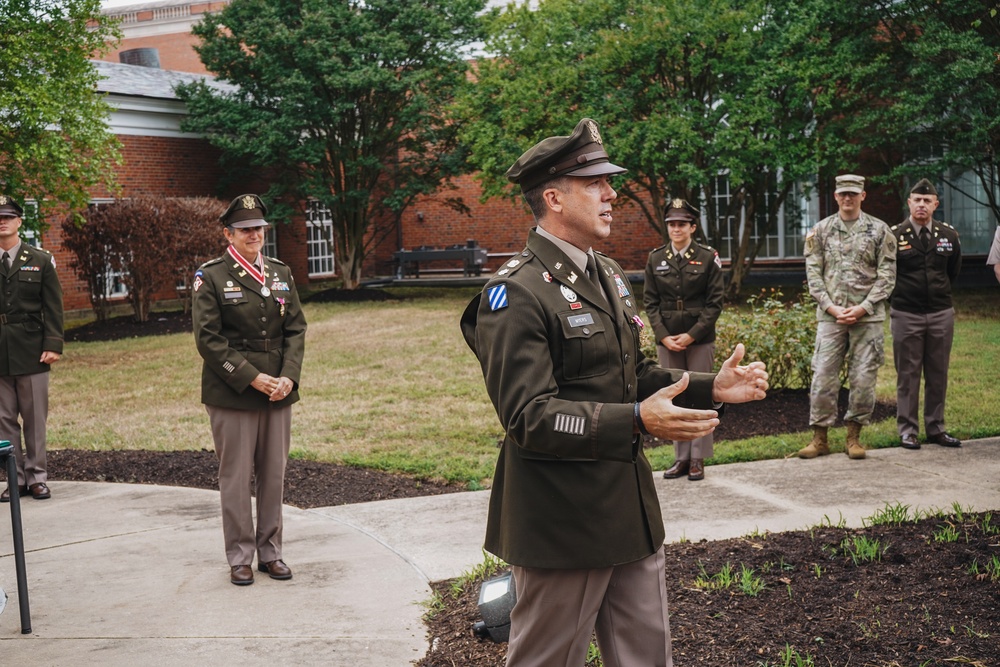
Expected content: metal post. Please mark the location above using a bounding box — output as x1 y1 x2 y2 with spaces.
1 442 31 634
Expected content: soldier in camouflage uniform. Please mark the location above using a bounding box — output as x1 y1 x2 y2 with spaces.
799 175 896 460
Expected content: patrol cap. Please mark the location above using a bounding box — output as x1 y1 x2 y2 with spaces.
664 198 700 223
506 118 627 193
0 194 24 218
221 194 270 228
910 178 938 197
834 174 865 194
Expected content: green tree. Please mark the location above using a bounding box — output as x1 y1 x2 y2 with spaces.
177 0 485 288
456 0 825 297
0 0 122 227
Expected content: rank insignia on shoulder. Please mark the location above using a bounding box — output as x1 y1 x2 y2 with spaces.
498 268 510 276
507 259 520 268
488 284 508 311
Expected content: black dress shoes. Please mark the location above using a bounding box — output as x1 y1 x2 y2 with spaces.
900 434 921 450
663 460 690 479
258 559 293 580
928 432 962 447
230 564 254 586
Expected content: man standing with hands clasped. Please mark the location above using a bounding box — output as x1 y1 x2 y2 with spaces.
799 174 896 461
0 193 63 503
461 118 769 667
889 179 962 449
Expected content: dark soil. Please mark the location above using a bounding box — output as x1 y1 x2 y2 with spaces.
52 303 993 667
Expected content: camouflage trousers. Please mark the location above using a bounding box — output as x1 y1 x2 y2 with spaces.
809 321 885 427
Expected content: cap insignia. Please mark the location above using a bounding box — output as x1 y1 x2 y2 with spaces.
0 196 6 205
587 121 603 145
241 195 256 210
672 198 683 208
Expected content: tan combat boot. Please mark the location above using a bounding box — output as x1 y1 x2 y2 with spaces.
845 421 866 459
797 427 830 458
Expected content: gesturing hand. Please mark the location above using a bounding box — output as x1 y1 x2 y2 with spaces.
711 343 768 404
639 373 720 441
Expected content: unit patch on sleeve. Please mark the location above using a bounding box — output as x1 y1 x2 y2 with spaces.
554 413 586 436
488 284 508 311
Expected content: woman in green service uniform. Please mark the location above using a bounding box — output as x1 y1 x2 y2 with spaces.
643 199 725 481
192 194 307 586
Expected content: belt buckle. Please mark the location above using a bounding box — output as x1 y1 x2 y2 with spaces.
0 314 6 325
675 300 684 311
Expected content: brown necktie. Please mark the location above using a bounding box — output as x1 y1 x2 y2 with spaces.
586 254 605 303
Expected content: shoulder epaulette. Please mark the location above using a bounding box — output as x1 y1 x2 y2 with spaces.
198 256 225 270
265 255 287 266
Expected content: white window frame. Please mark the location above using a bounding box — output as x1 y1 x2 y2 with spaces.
306 200 336 277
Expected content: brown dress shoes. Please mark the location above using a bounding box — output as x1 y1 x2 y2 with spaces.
900 434 921 450
1 485 28 503
230 564 254 586
258 559 293 580
29 482 51 499
662 460 690 479
687 459 705 481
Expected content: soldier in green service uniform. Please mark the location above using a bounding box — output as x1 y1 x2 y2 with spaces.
889 179 962 449
0 193 63 503
193 194 307 586
644 199 725 481
799 174 896 461
461 119 769 667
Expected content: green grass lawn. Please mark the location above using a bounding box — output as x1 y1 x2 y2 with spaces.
49 286 1000 488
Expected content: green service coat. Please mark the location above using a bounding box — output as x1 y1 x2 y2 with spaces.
0 244 64 377
192 250 306 410
461 229 718 569
643 241 725 345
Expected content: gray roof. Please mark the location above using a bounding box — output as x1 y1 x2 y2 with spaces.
92 60 235 100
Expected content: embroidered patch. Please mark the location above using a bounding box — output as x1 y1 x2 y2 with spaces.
554 413 586 436
560 285 578 303
193 276 203 293
488 284 508 311
223 361 235 373
714 251 722 268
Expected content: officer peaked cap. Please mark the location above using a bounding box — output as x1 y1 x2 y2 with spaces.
0 194 24 218
506 118 627 193
664 198 700 223
221 194 270 228
910 178 938 196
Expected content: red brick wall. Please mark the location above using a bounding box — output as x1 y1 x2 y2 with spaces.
100 32 210 75
392 174 666 275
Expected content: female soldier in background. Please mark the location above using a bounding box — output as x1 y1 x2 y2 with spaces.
643 199 725 481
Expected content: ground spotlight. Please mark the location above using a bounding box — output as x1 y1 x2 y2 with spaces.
471 570 516 643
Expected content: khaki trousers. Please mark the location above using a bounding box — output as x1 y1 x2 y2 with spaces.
890 307 954 438
207 404 292 567
658 342 715 459
506 546 672 667
0 372 50 488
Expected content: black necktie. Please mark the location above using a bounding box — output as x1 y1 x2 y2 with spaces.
920 226 931 250
2 252 9 272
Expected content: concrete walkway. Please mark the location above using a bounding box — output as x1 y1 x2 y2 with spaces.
1 437 998 665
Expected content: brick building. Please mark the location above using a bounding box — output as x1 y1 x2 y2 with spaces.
43 0 991 316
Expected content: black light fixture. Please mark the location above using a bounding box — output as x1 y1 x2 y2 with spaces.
471 571 517 643
416 211 425 222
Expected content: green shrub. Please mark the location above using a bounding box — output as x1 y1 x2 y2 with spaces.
714 289 817 390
